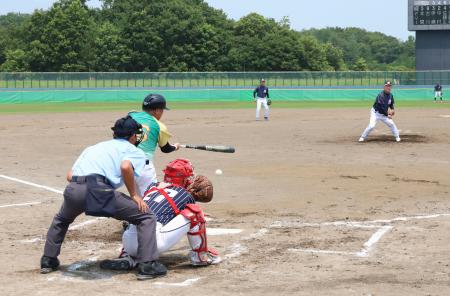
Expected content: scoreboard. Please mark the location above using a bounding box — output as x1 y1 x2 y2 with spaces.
408 0 450 30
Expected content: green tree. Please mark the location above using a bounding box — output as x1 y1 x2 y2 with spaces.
26 0 95 71
352 57 368 71
0 49 29 71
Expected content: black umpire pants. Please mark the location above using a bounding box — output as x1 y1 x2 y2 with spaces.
43 176 158 263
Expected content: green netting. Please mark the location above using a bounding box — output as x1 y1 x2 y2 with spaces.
0 88 434 104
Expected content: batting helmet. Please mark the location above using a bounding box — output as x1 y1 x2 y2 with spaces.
142 94 170 111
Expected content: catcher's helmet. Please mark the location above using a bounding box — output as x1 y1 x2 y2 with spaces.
142 94 170 111
163 159 195 188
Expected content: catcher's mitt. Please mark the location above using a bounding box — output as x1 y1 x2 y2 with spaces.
267 99 272 106
187 175 213 203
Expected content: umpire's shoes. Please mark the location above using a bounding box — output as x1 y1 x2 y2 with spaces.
40 256 60 274
137 261 167 280
100 257 133 271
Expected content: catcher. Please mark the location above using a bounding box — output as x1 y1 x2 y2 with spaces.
100 159 220 276
359 81 401 142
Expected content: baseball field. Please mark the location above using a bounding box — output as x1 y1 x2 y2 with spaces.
0 100 449 295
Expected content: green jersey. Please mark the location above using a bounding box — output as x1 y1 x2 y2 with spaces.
129 111 171 161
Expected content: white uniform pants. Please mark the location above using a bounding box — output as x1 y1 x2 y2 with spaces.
123 214 191 259
361 108 400 139
435 91 442 99
135 161 157 196
256 97 269 119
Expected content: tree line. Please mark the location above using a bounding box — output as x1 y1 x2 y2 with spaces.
0 0 415 72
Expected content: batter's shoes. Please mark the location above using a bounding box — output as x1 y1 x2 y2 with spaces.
100 257 133 271
264 117 269 121
358 137 365 142
137 261 167 280
396 137 401 142
40 256 60 274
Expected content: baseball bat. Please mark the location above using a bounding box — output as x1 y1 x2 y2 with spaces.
180 144 235 153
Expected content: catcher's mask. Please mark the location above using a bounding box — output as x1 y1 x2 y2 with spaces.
163 159 194 188
187 175 213 203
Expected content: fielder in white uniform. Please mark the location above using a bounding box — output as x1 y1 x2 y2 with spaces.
359 81 401 142
434 83 443 102
253 79 271 121
100 159 220 271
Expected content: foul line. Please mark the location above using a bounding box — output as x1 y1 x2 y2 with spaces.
0 174 64 194
0 201 42 208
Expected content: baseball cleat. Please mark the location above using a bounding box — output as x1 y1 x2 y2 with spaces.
100 257 133 271
189 249 222 266
137 261 167 280
358 137 365 142
40 256 60 274
264 117 269 121
396 137 401 142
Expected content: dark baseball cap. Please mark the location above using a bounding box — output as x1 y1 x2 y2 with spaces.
111 115 143 139
384 81 393 86
142 94 170 110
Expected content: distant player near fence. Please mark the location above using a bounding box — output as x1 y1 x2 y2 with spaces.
434 83 443 102
253 78 272 121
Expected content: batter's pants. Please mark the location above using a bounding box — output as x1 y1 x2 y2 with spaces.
135 161 157 196
361 108 400 139
43 178 159 264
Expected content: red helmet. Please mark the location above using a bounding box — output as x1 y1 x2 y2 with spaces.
163 159 194 188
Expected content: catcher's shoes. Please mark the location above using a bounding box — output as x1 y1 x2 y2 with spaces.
100 257 133 271
358 137 365 142
189 249 222 266
40 256 60 274
137 261 167 280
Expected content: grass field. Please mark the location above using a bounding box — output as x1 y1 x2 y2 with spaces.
0 100 448 114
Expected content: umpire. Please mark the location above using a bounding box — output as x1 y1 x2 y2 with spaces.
40 115 167 280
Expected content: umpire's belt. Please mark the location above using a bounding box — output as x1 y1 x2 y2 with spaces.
71 174 111 186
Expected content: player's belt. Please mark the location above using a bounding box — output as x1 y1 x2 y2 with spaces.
71 174 111 186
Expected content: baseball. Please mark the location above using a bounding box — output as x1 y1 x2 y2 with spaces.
215 169 223 175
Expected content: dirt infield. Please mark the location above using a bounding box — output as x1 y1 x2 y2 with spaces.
1 107 449 295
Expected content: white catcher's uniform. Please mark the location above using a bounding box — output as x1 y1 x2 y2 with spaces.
122 184 219 266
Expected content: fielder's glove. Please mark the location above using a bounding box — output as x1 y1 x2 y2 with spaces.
267 99 272 106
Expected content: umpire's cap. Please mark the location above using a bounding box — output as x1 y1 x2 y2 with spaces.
111 115 143 139
142 94 170 111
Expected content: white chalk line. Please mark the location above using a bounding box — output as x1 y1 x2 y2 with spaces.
439 115 450 118
0 201 42 208
276 213 450 258
207 228 243 236
153 277 201 287
0 174 64 194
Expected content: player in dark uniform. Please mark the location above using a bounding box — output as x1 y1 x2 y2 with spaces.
359 81 401 142
253 78 271 121
434 83 443 102
100 159 220 274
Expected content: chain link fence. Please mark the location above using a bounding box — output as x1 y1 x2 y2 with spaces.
1 71 449 89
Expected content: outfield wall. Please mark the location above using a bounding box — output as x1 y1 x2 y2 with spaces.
0 87 437 104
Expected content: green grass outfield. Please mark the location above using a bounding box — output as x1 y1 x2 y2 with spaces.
0 100 448 114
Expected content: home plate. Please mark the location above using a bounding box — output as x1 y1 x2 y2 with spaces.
207 228 243 236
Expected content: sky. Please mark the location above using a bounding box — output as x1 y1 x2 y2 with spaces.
0 0 414 40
